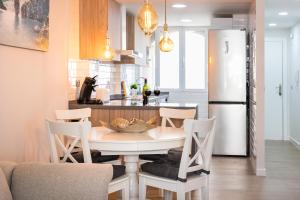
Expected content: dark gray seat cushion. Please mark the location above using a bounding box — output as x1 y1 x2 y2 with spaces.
66 151 124 180
141 158 208 182
139 148 182 162
141 159 180 180
66 150 119 163
139 154 167 161
112 165 126 179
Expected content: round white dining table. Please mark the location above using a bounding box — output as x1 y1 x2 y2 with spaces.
88 126 186 200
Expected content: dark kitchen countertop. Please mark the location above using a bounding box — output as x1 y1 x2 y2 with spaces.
69 92 197 110
69 100 198 110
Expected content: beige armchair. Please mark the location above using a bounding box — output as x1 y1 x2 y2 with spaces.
0 161 113 200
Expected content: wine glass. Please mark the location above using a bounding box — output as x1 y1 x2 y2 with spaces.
154 86 160 96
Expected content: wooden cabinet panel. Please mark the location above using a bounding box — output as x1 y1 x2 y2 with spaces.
91 109 110 127
109 109 140 122
139 109 160 126
79 0 121 60
79 0 108 59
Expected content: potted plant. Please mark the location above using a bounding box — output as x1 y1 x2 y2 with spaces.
130 83 138 99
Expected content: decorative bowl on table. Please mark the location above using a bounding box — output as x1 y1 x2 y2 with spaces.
100 117 157 133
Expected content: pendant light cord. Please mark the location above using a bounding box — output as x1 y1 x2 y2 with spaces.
164 0 166 25
107 0 109 33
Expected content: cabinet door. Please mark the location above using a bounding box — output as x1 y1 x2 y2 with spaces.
79 0 107 59
91 109 110 127
109 109 140 122
139 109 160 126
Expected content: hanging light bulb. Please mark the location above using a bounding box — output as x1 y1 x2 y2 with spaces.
137 0 158 36
102 1 115 61
159 0 173 52
103 36 115 60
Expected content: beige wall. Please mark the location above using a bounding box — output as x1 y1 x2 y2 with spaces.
0 0 70 162
255 0 266 176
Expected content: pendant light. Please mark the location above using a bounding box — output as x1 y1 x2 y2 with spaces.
137 0 158 36
159 0 174 52
103 0 115 61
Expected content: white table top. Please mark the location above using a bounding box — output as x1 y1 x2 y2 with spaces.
88 126 185 155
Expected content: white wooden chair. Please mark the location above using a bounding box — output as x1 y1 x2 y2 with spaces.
139 108 197 197
55 108 121 165
160 107 197 128
55 108 91 122
139 108 196 163
46 119 129 200
139 117 216 200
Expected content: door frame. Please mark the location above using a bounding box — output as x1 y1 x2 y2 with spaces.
265 37 289 140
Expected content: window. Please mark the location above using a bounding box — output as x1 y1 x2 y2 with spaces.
185 30 206 89
156 28 207 90
159 31 180 89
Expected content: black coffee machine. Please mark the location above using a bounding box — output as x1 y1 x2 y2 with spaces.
77 76 102 104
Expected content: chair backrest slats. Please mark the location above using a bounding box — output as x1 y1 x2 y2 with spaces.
178 117 216 180
159 108 196 128
55 108 91 122
46 120 92 164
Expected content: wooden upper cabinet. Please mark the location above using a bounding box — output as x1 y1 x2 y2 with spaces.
79 0 121 60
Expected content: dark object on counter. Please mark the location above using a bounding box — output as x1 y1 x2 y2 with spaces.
84 99 103 105
143 90 152 105
78 76 98 104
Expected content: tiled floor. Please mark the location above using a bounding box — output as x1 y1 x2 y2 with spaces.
110 141 300 199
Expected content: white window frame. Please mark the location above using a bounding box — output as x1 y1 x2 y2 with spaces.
155 27 208 92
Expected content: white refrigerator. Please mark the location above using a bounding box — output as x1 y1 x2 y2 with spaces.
208 30 248 156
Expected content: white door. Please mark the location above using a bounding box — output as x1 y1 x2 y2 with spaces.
265 40 284 140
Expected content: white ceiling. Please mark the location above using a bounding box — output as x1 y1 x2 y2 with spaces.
266 0 300 29
116 0 252 26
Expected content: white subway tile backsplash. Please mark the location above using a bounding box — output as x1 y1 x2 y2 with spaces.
68 60 140 100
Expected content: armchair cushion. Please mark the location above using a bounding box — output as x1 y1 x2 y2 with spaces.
0 169 13 200
11 163 113 200
0 161 17 186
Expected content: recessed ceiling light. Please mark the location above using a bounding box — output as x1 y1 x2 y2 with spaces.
181 19 192 23
269 23 277 27
278 12 288 16
172 4 187 8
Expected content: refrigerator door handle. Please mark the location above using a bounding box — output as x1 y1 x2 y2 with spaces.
276 84 282 96
225 41 229 54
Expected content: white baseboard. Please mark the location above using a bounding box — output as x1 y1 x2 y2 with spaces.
290 136 300 150
249 156 266 176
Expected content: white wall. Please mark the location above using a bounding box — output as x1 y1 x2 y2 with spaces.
289 22 300 147
265 29 290 39
0 1 70 162
256 0 266 176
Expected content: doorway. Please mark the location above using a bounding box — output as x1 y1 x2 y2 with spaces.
264 38 288 140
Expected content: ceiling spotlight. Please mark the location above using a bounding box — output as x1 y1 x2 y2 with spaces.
172 4 187 8
181 19 192 23
278 12 288 16
269 23 277 27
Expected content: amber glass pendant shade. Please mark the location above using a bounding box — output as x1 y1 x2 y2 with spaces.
159 25 174 52
137 0 158 36
159 0 173 52
103 37 115 61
